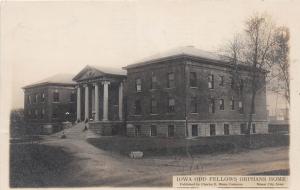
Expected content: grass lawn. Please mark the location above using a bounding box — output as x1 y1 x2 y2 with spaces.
86 134 289 157
10 143 74 187
9 134 289 187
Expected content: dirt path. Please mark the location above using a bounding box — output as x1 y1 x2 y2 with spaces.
42 136 289 187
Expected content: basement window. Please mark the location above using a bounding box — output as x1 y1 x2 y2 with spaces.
224 124 230 135
168 125 175 137
150 125 157 136
210 124 216 136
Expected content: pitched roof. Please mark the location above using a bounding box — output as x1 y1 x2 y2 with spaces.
89 65 127 76
23 73 76 89
124 46 231 69
72 65 126 81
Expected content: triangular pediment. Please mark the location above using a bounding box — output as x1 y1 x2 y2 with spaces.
73 65 106 81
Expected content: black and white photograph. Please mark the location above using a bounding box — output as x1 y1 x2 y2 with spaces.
1 0 299 189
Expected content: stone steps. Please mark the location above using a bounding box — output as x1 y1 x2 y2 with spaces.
52 122 89 139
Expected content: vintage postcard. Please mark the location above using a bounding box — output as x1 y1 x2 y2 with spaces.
0 0 299 189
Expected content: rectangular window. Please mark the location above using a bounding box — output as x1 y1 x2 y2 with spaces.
251 104 256 114
224 124 230 135
41 93 45 102
150 75 157 89
36 94 39 103
135 125 141 136
52 108 58 118
41 108 45 119
230 77 234 89
134 100 142 115
136 78 142 92
219 76 224 86
208 74 214 89
191 96 197 113
167 73 175 88
168 97 175 113
150 125 157 136
27 110 31 119
209 98 215 113
70 92 76 102
230 97 235 110
240 123 247 134
219 99 225 110
210 124 216 136
239 101 244 113
252 123 256 134
192 125 198 137
28 95 31 104
53 91 59 102
240 79 244 91
33 94 37 103
168 125 175 137
34 109 38 119
190 72 197 87
150 98 157 114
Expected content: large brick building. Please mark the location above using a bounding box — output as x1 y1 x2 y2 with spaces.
23 46 268 137
23 74 76 134
123 46 268 137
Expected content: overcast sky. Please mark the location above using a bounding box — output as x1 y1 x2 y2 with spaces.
1 0 298 111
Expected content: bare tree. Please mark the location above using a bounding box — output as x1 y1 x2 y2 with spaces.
271 27 290 106
222 13 286 144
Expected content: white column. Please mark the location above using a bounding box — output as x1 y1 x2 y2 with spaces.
118 82 123 120
94 83 99 121
84 84 89 121
102 81 110 121
76 86 81 121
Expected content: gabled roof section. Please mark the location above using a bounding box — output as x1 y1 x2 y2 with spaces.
23 73 76 89
124 46 231 69
73 65 126 82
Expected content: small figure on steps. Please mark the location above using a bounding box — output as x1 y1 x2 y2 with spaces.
83 118 88 131
61 131 66 139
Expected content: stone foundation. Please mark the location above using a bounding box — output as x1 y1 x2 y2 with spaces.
126 120 268 138
126 120 186 137
25 122 64 135
88 121 125 136
187 121 268 137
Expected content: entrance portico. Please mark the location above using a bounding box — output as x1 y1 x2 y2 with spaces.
73 65 126 135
